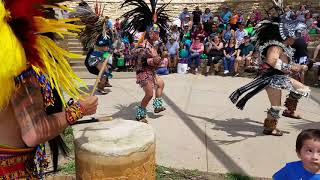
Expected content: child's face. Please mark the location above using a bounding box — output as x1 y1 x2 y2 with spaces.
297 139 320 173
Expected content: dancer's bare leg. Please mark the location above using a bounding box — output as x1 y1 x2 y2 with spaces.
264 87 283 136
282 77 310 119
141 82 154 108
155 76 164 98
136 82 154 123
153 76 166 113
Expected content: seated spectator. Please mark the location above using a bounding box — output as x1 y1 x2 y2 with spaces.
205 34 224 76
273 129 320 179
235 24 248 48
208 23 219 38
166 36 180 73
179 44 190 64
234 36 254 76
222 24 235 43
223 38 237 74
188 36 204 74
192 24 207 42
156 51 169 75
157 41 167 57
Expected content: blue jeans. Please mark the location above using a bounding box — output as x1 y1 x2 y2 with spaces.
223 56 235 71
188 53 201 68
156 67 169 75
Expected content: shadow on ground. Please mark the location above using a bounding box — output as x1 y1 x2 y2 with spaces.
110 102 163 120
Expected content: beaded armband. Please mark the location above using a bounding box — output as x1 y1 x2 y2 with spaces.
65 98 84 125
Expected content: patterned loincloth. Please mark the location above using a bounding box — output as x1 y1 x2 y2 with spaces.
0 145 36 180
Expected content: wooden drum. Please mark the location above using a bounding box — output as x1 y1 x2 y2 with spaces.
73 120 156 180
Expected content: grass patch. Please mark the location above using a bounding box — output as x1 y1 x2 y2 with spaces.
63 127 74 151
226 172 253 180
156 165 206 180
60 159 76 174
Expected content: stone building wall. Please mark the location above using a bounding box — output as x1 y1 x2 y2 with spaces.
66 0 320 20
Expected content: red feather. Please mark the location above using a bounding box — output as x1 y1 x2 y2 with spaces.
5 0 46 67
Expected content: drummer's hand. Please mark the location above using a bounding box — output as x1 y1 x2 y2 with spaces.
79 96 98 116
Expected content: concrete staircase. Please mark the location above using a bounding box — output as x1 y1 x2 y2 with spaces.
59 36 97 79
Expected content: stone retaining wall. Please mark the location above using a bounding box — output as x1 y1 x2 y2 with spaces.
65 0 320 20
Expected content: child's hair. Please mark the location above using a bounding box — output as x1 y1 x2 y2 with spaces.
296 129 320 152
162 51 169 58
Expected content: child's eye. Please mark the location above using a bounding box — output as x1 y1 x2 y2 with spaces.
307 149 313 153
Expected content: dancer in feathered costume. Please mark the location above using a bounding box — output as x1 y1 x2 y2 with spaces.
72 1 113 94
120 0 170 123
0 0 98 178
229 0 310 136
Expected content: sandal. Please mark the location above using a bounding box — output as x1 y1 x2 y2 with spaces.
263 128 283 136
154 107 166 113
137 118 148 124
282 110 302 119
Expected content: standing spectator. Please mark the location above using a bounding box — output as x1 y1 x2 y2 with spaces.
253 9 262 24
219 5 232 24
179 8 191 27
296 5 309 22
114 18 121 31
229 9 239 30
192 6 202 26
189 36 204 74
223 38 237 74
305 12 314 29
184 15 193 31
205 34 224 76
292 37 309 83
234 36 254 76
166 37 180 73
171 25 180 42
222 24 235 42
156 51 169 75
311 44 320 87
237 10 244 27
124 42 133 71
284 5 295 20
235 24 248 48
180 24 192 45
202 8 213 24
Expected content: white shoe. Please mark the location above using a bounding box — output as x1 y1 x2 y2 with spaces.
224 70 229 74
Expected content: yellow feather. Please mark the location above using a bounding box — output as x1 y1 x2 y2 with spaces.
0 1 27 110
35 36 87 107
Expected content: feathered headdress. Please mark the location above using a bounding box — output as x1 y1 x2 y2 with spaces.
0 0 86 109
70 0 110 49
120 0 170 39
256 0 307 45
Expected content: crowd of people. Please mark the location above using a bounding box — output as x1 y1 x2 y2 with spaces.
96 4 320 87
